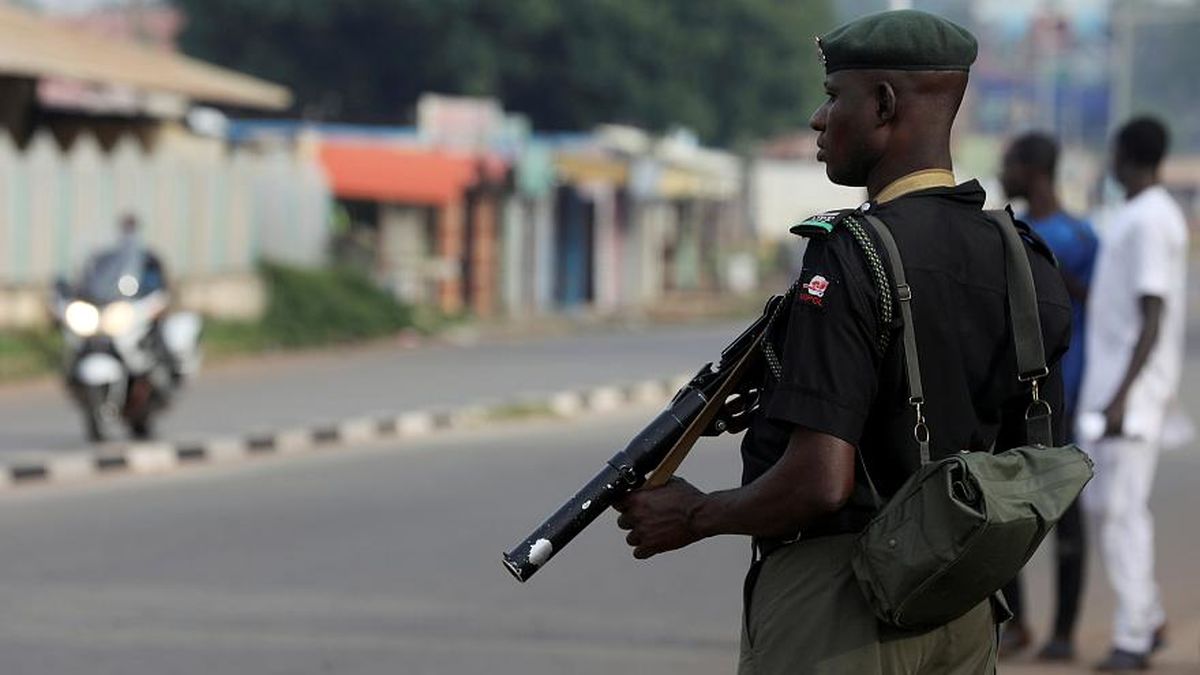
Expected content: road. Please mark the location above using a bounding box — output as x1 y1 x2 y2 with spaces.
0 409 749 675
0 403 1196 673
0 321 741 456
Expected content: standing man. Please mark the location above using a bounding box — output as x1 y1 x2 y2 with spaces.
614 10 1071 674
1078 117 1187 672
998 132 1098 661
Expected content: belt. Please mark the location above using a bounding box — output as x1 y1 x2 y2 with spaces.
752 508 872 560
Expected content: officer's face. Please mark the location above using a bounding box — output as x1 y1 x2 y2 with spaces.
809 72 885 187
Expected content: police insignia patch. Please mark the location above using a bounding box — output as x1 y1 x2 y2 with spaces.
789 209 851 238
797 271 834 310
804 275 830 298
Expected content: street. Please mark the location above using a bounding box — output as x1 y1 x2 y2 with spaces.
0 360 1195 673
0 321 740 456
2 1 1198 673
0 410 749 675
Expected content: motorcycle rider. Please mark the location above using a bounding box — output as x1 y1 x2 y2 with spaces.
92 214 168 298
83 214 181 382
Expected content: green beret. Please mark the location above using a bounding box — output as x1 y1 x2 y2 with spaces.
817 10 978 73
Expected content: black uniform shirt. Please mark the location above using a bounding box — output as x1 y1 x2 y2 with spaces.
740 181 1073 535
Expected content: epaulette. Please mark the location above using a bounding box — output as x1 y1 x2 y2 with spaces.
788 209 856 239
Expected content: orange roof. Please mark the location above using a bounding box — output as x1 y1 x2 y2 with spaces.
319 142 490 206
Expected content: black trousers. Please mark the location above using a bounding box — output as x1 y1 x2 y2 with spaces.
1002 497 1086 638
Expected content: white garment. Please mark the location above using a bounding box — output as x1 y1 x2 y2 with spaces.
1081 436 1165 653
1077 184 1187 654
1078 185 1189 438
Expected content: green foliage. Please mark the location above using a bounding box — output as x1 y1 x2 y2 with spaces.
255 261 415 348
196 262 428 357
174 0 835 145
0 329 60 381
0 263 421 380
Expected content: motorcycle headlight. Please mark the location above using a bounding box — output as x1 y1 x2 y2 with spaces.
101 301 136 336
117 274 140 298
64 301 101 336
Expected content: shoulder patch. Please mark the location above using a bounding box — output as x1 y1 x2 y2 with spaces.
789 209 854 239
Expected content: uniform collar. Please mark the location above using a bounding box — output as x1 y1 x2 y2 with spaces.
873 168 957 204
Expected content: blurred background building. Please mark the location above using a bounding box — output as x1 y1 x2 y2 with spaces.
0 0 1197 331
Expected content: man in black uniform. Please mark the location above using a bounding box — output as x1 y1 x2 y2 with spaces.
614 9 1073 674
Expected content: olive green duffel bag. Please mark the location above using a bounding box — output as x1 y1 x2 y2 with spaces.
850 211 1094 631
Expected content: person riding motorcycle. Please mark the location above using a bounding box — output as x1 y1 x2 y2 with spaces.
55 214 200 441
80 215 182 379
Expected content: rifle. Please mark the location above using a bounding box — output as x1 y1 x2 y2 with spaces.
501 294 785 582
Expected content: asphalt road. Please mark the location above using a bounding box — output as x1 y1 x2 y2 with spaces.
0 398 1196 674
0 408 750 675
0 321 742 456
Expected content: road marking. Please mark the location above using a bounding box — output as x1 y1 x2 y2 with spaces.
45 453 98 483
125 443 178 474
0 373 689 490
204 438 249 464
396 412 435 437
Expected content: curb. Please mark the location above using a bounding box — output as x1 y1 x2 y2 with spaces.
0 373 693 491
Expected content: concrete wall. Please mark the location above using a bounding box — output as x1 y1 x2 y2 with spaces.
377 204 437 306
0 129 330 328
750 159 865 242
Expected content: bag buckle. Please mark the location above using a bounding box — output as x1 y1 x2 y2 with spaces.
1019 367 1052 425
1018 366 1049 383
911 399 930 444
1025 398 1053 421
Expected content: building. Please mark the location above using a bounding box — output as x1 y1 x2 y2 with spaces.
318 137 508 316
0 3 327 329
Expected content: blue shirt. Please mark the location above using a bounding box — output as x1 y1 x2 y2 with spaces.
1026 211 1098 415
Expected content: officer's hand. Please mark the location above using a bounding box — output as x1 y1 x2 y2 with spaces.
613 477 707 560
1102 394 1127 438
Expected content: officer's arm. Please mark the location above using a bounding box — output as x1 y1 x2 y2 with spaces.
691 427 855 540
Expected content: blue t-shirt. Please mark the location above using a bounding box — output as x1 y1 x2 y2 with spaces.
1026 211 1098 415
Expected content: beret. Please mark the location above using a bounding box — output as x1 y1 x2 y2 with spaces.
817 9 978 73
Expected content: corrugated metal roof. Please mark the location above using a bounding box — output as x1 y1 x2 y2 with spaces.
0 5 291 111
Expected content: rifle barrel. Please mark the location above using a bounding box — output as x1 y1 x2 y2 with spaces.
501 389 708 582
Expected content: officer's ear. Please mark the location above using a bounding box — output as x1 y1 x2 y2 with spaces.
875 81 898 126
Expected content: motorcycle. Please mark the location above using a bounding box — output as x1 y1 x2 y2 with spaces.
51 252 201 442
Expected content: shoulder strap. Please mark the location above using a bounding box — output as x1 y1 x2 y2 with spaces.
985 209 1054 446
860 214 930 465
986 210 1049 382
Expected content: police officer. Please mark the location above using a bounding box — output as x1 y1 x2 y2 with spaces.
614 9 1072 674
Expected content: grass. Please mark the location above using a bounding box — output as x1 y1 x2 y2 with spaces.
483 401 557 422
0 329 60 381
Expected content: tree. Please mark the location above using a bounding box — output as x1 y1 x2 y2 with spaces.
175 0 835 146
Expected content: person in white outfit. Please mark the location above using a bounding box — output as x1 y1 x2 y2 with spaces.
1078 117 1189 672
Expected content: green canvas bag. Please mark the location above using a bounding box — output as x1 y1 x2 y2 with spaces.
849 210 1094 631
